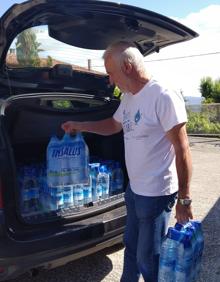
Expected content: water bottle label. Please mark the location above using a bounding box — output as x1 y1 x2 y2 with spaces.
47 134 89 186
83 187 92 198
63 186 73 205
96 185 102 198
54 193 63 209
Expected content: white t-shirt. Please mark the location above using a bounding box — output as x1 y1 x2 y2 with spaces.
113 78 187 196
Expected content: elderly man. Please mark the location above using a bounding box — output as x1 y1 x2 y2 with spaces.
61 41 193 282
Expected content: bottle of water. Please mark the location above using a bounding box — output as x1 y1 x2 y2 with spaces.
89 163 100 202
60 133 73 185
174 220 204 281
47 135 66 211
50 186 64 210
63 185 73 208
158 227 182 282
68 132 89 185
17 165 25 213
47 135 62 187
83 175 93 204
97 165 110 199
30 165 40 212
73 184 84 207
187 221 204 281
175 231 194 281
21 166 33 215
102 160 114 196
194 221 204 280
113 161 124 194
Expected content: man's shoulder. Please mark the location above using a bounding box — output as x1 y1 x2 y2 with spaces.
145 78 167 97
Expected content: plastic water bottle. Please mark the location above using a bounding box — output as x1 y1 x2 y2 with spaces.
30 166 40 212
175 231 194 281
73 184 84 206
89 163 100 202
187 222 199 281
190 221 204 280
47 135 62 187
63 185 73 208
97 165 110 199
69 132 89 184
50 186 64 210
195 222 204 279
17 165 25 213
83 176 93 204
60 133 73 185
158 228 182 282
113 161 124 194
102 160 114 196
175 220 204 281
21 166 33 214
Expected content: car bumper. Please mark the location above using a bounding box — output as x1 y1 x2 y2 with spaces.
0 205 126 281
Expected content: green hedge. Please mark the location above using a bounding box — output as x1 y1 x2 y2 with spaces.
187 108 220 134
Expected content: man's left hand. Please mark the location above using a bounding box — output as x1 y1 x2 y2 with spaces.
175 202 193 224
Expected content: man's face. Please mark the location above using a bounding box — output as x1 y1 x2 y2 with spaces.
104 55 129 93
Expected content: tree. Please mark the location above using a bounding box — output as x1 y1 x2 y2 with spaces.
46 56 53 67
213 79 220 103
113 86 122 99
16 28 42 67
200 77 220 103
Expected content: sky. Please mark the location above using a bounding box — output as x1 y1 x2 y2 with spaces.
1 0 220 97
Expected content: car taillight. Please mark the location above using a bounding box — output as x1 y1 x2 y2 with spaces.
0 178 4 209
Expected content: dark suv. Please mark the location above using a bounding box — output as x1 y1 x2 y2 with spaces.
0 0 198 280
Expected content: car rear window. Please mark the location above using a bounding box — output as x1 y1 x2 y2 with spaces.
6 25 106 75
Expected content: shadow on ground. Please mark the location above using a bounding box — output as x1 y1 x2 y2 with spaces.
198 197 220 282
9 244 124 282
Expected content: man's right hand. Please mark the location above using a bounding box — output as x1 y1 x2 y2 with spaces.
61 121 80 134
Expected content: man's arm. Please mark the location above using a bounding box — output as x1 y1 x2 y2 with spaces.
61 117 122 136
166 123 193 223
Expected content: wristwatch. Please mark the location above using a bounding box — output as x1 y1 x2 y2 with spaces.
178 198 192 206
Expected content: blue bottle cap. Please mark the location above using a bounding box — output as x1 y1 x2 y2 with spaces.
167 227 182 241
175 222 183 231
50 135 60 142
99 165 108 173
62 133 71 140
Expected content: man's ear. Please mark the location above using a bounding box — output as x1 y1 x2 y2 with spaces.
122 60 132 75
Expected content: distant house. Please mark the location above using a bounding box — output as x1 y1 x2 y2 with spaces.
6 53 105 76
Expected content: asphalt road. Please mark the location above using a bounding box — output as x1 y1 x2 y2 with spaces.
10 137 220 282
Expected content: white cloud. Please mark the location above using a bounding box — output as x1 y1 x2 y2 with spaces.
147 5 220 97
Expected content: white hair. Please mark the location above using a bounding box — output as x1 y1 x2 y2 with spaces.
103 41 146 73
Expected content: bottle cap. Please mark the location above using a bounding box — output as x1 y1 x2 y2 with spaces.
99 165 107 173
62 133 71 140
167 227 182 241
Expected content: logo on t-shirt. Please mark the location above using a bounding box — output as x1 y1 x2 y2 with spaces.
134 109 141 125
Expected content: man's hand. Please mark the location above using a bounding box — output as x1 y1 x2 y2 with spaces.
61 121 80 134
175 202 193 224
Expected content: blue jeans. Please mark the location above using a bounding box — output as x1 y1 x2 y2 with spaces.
121 184 177 282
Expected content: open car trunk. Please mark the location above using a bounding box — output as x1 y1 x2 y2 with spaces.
0 92 127 233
